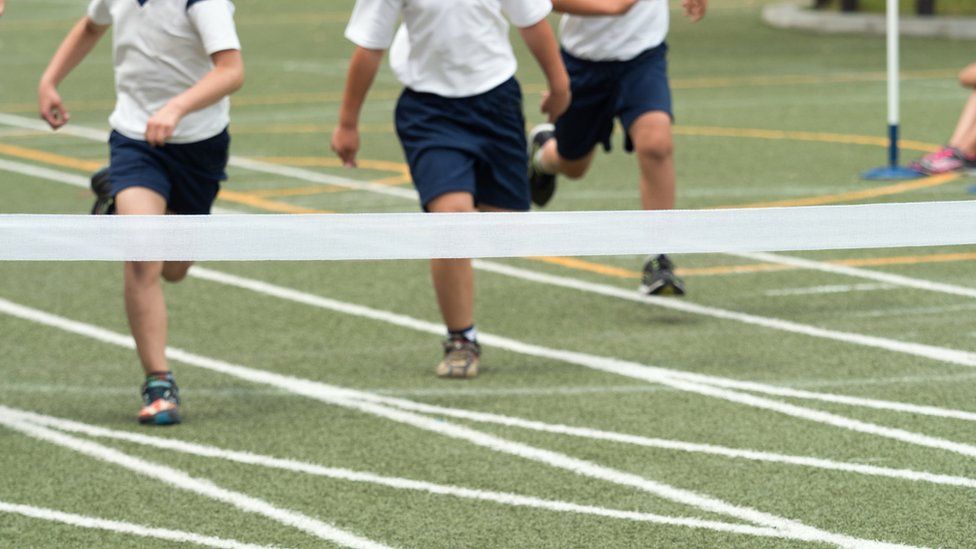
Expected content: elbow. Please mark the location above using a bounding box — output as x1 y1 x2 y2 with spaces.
230 68 245 94
610 0 638 14
959 64 976 89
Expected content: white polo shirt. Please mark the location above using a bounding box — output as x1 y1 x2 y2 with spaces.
345 0 551 98
87 0 241 143
559 1 668 62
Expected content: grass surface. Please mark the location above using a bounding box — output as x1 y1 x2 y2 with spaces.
2 0 976 547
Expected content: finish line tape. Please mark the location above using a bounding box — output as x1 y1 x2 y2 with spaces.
1 201 974 261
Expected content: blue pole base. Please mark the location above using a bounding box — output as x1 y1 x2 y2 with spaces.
861 165 924 181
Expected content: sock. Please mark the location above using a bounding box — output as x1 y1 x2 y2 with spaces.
146 371 174 383
448 325 478 343
533 148 555 175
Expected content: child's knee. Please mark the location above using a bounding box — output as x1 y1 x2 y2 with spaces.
161 261 193 283
427 192 477 213
959 64 976 88
634 133 674 161
125 261 164 284
562 160 591 180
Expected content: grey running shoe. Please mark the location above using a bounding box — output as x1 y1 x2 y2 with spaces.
437 337 481 379
639 254 686 296
527 124 557 207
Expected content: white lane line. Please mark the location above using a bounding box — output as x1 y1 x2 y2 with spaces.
0 298 909 548
735 251 976 300
0 411 392 549
0 157 90 188
474 259 976 370
190 267 976 428
6 115 975 375
0 113 417 200
849 303 976 319
0 501 270 549
764 283 894 297
3 406 802 543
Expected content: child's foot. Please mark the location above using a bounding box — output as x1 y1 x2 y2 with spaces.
639 254 686 297
528 124 557 207
910 147 976 175
138 372 181 425
89 165 114 215
437 336 481 379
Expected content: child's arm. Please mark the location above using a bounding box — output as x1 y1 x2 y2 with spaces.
331 46 384 168
682 0 707 22
38 17 109 129
0 0 6 18
519 19 571 123
144 49 244 146
551 0 638 15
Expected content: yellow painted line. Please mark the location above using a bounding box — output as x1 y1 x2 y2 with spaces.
371 174 412 186
230 123 394 135
532 257 642 279
0 143 103 172
242 186 346 198
673 126 940 153
256 156 409 175
837 252 976 268
726 173 960 209
216 190 330 214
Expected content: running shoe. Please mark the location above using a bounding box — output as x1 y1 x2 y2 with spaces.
436 336 481 379
910 146 976 175
639 254 686 296
138 373 181 425
89 165 114 215
527 124 557 207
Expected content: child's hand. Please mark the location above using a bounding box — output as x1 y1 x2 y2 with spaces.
682 0 707 22
541 88 571 123
38 84 70 129
145 103 183 147
331 125 360 168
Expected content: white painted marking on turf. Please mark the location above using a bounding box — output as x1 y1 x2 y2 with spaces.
6 113 975 376
736 251 976 299
0 112 418 200
473 259 976 370
764 283 894 297
0 501 270 549
187 267 976 423
0 157 90 188
0 298 910 548
0 406 803 543
849 303 976 319
0 410 392 549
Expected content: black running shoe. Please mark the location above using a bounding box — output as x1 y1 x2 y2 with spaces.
138 373 181 426
639 254 686 296
90 165 114 215
527 124 557 207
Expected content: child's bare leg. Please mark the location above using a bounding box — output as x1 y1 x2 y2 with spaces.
115 187 170 375
162 261 194 283
427 192 477 332
539 138 596 179
629 111 675 211
949 91 976 149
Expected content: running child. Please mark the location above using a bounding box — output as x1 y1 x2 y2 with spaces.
529 0 708 296
38 0 244 424
333 0 570 379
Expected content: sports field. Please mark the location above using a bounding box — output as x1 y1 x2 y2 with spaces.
3 1 976 547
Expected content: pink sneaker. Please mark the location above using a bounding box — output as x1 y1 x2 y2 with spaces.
911 146 976 175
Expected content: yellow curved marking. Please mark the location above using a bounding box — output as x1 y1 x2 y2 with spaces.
243 186 346 198
673 126 940 153
0 143 103 172
256 156 410 175
216 190 330 214
726 173 960 209
230 123 394 135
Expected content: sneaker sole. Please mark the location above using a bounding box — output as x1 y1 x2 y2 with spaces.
139 410 181 426
639 281 686 297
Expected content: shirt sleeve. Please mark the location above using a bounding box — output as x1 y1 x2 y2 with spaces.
500 0 551 28
86 0 112 26
344 0 402 50
187 0 242 55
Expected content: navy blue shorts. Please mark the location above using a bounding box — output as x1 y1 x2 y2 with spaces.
395 78 530 212
108 129 230 215
555 43 673 161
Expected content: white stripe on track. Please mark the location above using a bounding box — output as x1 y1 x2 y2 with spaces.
0 298 910 548
473 259 976 370
0 157 90 188
189 267 976 427
0 411 391 549
0 406 803 542
0 501 271 549
764 283 894 297
736 251 976 299
5 114 976 374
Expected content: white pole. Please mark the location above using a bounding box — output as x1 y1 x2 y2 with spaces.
886 0 900 166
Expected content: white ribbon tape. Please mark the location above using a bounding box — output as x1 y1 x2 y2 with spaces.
1 201 974 261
